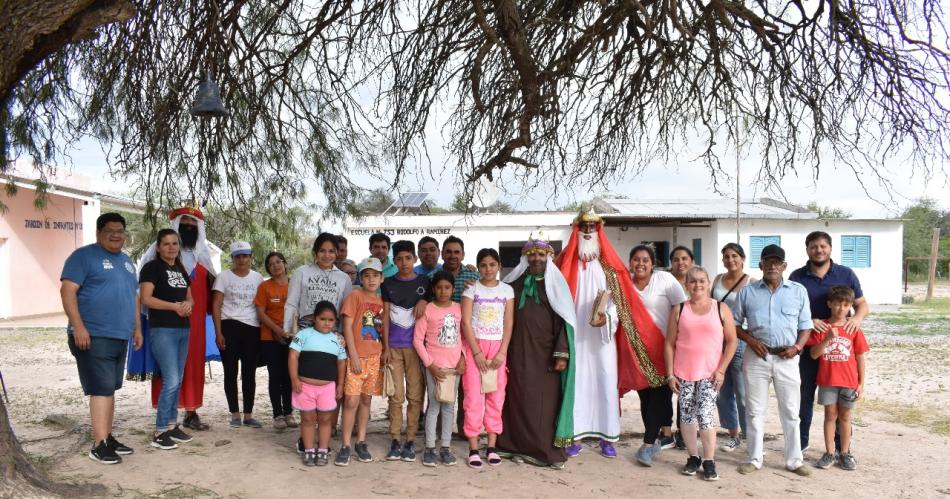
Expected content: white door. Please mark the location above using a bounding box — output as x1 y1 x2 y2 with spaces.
0 238 9 318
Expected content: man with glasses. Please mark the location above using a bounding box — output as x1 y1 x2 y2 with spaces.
732 244 813 477
61 212 142 464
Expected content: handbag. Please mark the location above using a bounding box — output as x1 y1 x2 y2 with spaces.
480 368 498 394
383 363 396 397
435 370 457 403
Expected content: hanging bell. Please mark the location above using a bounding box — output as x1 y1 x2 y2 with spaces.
189 71 228 118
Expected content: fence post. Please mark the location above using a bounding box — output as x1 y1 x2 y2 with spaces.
926 228 941 301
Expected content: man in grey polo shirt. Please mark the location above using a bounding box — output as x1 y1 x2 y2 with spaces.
732 244 813 476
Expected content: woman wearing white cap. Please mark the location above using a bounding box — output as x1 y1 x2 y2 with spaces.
212 241 265 427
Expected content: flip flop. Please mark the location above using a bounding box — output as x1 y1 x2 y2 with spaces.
468 453 483 469
487 452 502 466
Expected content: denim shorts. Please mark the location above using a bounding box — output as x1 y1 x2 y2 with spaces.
68 335 128 396
817 386 859 409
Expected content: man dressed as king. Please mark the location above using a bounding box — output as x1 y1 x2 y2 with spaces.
555 208 667 458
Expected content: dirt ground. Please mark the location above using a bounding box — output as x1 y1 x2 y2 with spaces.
2 316 949 498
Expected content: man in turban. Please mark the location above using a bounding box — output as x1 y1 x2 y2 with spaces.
496 235 576 468
555 208 667 458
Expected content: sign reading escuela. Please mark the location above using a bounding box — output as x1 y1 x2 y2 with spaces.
348 227 452 236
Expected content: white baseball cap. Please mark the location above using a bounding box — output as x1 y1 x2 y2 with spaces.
230 240 252 256
357 257 383 275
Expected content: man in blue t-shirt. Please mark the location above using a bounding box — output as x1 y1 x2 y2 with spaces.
789 230 869 453
60 212 142 465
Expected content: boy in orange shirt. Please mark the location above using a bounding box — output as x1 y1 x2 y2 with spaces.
335 257 386 466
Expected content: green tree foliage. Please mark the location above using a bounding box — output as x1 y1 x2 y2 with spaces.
901 198 950 277
348 188 395 217
449 193 513 213
805 202 852 219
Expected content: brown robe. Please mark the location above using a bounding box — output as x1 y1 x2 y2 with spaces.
497 274 569 465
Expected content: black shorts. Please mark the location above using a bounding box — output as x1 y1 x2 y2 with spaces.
68 334 128 396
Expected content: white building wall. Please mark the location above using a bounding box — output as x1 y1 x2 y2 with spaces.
343 213 903 305
711 218 903 305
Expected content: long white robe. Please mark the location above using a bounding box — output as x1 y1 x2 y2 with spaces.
571 259 621 441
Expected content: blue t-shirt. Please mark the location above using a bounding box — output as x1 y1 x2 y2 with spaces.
290 328 347 381
789 261 864 320
60 243 138 340
414 263 442 275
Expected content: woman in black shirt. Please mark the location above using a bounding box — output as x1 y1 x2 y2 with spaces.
140 229 195 450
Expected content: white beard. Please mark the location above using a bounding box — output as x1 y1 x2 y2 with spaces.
578 234 601 262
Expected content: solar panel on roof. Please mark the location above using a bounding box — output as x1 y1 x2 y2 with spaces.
393 192 429 208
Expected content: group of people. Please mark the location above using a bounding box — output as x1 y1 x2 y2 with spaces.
61 207 869 481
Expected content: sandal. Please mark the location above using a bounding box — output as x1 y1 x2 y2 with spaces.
487 451 502 466
467 451 483 469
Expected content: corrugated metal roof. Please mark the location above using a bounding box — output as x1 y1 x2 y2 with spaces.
595 197 818 220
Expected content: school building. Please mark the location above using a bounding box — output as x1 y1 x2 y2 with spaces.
342 196 904 305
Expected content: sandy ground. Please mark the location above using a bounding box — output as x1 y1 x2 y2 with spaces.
2 321 949 498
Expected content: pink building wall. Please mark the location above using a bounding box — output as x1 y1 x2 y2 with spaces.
0 188 89 318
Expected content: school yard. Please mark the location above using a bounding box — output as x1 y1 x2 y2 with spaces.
1 298 949 498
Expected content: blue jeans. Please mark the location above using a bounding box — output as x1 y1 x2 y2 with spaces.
717 349 747 435
150 327 190 430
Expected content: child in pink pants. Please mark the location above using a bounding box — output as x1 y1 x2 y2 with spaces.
461 248 514 469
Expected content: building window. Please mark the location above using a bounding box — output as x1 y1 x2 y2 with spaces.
749 236 781 267
840 235 871 268
692 238 702 266
641 241 670 268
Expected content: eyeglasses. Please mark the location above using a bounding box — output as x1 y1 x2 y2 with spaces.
101 229 127 236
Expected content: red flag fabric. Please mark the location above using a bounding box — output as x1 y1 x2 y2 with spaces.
556 225 667 394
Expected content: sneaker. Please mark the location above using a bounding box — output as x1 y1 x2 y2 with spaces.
386 440 402 461
296 438 304 455
335 446 351 466
242 417 263 428
636 444 655 467
273 416 287 431
565 443 583 458
599 439 617 458
659 435 676 450
401 441 417 462
284 413 298 428
440 447 457 466
839 452 857 471
423 447 438 467
737 462 758 475
719 436 741 453
355 441 373 462
816 452 836 469
167 425 193 443
303 450 317 466
106 434 134 455
702 460 719 481
150 431 178 450
674 431 686 450
791 465 812 477
89 440 121 464
681 455 701 476
316 450 330 466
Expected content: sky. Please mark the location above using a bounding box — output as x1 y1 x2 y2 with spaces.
61 124 949 223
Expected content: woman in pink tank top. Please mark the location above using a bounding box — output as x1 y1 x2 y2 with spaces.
664 267 738 481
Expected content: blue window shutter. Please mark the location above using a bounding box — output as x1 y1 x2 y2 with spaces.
854 236 870 268
840 236 855 266
692 238 702 265
750 236 781 267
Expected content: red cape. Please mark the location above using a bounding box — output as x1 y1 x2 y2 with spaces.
556 225 667 394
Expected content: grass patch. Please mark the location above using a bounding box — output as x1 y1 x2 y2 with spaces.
861 398 949 433
869 299 950 336
933 417 950 436
0 328 62 347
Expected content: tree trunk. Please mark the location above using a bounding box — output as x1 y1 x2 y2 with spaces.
0 397 55 497
0 0 135 108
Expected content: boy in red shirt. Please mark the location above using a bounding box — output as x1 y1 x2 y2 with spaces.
806 286 868 471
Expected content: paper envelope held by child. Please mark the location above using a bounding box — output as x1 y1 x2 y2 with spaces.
436 369 457 403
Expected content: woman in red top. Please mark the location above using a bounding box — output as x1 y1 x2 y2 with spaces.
254 252 295 430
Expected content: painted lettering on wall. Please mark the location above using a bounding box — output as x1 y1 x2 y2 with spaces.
348 227 451 236
23 219 82 231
